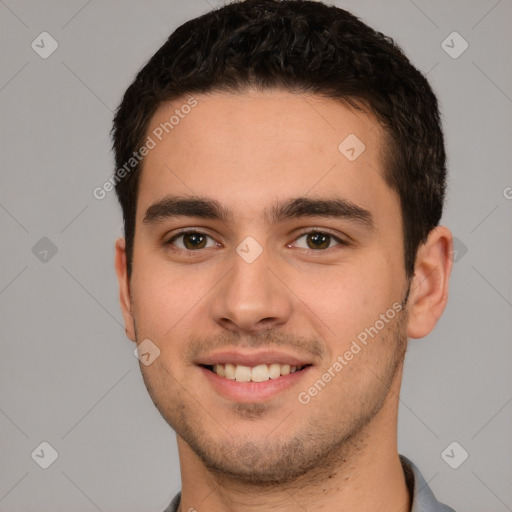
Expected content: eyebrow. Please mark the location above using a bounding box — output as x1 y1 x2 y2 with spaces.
143 195 374 230
268 197 374 230
143 196 229 224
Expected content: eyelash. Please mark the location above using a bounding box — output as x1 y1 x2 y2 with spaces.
164 229 349 253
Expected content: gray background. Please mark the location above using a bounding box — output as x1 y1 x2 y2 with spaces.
1 0 511 511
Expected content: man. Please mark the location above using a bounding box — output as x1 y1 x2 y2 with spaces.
112 1 455 510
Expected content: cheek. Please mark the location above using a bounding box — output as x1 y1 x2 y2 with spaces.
292 274 362 332
288 258 402 346
130 258 210 341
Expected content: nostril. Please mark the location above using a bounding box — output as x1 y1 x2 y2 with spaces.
259 317 277 325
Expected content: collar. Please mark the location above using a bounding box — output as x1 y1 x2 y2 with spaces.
400 455 457 512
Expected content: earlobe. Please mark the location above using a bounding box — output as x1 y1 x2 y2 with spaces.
114 237 136 342
406 226 453 339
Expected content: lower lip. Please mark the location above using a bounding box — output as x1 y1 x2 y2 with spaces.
200 366 312 403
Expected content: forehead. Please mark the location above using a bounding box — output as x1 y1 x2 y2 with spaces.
137 89 396 221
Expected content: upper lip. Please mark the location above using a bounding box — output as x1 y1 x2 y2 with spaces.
196 349 314 367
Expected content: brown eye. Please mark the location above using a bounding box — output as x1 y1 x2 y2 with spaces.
183 233 207 249
306 232 331 249
168 231 216 250
292 231 342 250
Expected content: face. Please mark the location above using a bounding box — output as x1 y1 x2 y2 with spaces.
117 89 414 484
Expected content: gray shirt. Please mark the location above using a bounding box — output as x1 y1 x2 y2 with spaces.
163 455 456 512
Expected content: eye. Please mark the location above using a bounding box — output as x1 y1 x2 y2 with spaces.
292 231 343 250
166 231 218 250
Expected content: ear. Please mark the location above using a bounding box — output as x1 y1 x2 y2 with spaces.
406 226 453 339
114 237 136 342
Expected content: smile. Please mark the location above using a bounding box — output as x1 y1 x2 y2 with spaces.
204 363 308 382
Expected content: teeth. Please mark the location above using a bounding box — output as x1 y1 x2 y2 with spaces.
224 363 236 380
215 364 225 378
251 364 270 382
211 363 305 382
234 365 251 382
268 363 281 379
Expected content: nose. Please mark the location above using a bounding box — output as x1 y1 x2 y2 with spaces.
210 247 293 334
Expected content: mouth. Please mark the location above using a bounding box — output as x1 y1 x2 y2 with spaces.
201 363 311 383
197 350 315 403
196 349 316 403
